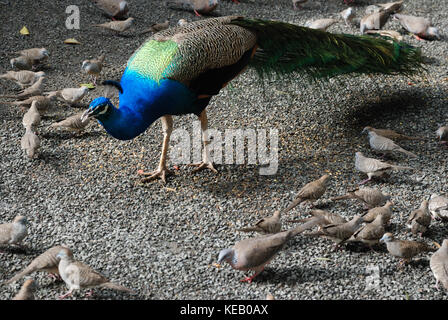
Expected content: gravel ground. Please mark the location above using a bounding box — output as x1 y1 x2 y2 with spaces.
0 0 447 300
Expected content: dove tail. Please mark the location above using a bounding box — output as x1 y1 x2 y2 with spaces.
391 165 413 171
237 227 262 233
290 216 324 237
283 198 305 213
398 148 417 158
330 194 352 201
100 282 135 293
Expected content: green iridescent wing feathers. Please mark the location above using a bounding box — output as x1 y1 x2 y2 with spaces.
229 17 425 80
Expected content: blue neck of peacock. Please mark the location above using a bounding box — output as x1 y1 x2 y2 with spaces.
95 69 196 141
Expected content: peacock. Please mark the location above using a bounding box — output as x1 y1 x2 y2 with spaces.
81 16 424 183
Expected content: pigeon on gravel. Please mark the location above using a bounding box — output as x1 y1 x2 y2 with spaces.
50 112 91 133
354 152 413 184
362 200 393 225
363 129 417 158
140 20 170 34
57 247 134 299
217 217 323 283
436 126 448 144
305 18 338 31
407 200 431 236
348 214 387 249
0 77 45 100
331 187 390 209
430 239 448 290
10 56 33 70
283 174 330 212
0 71 45 89
237 210 282 234
428 194 448 221
362 126 423 141
11 279 36 300
93 17 134 33
360 10 390 34
0 216 28 247
392 14 440 40
288 209 347 226
22 101 41 129
21 126 40 159
82 55 105 86
15 48 49 64
5 95 55 113
4 245 69 284
380 232 436 267
304 215 364 250
45 86 89 106
340 7 355 26
91 0 129 20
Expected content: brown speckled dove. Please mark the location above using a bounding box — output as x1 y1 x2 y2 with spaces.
45 86 89 106
392 14 440 40
284 174 330 212
430 239 448 291
10 56 33 70
12 279 36 300
217 217 324 283
50 112 91 133
407 200 431 236
362 200 393 224
22 101 41 129
288 209 347 226
360 10 390 34
331 187 390 209
0 71 45 89
82 55 105 85
363 129 417 158
93 17 134 33
380 232 436 267
362 126 423 141
91 0 129 19
428 194 448 221
21 126 40 159
355 152 413 184
57 247 134 299
0 77 45 100
237 210 281 234
348 214 387 249
0 216 28 247
16 48 49 64
4 245 69 284
140 20 170 34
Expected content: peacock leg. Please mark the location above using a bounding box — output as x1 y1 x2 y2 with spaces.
139 115 174 183
188 110 218 173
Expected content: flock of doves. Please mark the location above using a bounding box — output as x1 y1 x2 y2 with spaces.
0 0 447 300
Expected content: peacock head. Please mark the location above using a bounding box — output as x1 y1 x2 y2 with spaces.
81 97 114 122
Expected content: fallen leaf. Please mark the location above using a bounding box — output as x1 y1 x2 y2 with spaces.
79 83 95 89
64 38 81 45
20 26 30 35
165 187 176 192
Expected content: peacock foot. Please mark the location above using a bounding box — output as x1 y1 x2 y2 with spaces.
188 161 218 173
138 167 173 184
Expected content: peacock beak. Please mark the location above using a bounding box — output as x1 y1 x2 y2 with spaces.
81 108 94 122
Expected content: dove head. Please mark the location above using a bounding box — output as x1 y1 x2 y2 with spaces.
379 232 394 243
361 126 373 134
119 1 128 11
13 216 28 225
56 247 74 261
40 48 49 58
217 248 236 266
178 19 187 26
320 174 330 184
35 71 45 79
385 200 393 207
426 27 440 40
82 97 115 122
442 239 448 249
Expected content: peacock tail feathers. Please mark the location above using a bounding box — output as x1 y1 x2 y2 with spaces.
229 17 425 80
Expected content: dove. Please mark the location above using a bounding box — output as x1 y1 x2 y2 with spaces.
348 214 387 249
305 18 338 31
340 7 355 26
288 209 347 226
292 0 308 10
0 77 45 100
436 126 448 144
91 0 129 19
407 200 431 236
45 86 89 106
0 71 45 89
331 187 390 209
430 239 448 290
377 1 403 13
93 16 134 33
360 10 390 34
361 126 423 141
365 29 403 41
22 101 41 129
355 152 413 184
140 20 170 34
5 95 55 114
169 0 219 16
237 211 281 234
82 55 105 85
21 126 40 159
363 129 417 158
392 14 440 40
217 217 324 283
11 279 36 300
362 201 393 225
56 247 134 299
16 48 49 64
10 56 33 70
380 232 436 267
283 174 330 212
50 112 91 133
305 215 365 250
4 245 69 284
0 216 28 247
428 194 448 221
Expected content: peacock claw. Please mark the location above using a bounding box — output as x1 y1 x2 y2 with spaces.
138 168 173 184
188 161 218 173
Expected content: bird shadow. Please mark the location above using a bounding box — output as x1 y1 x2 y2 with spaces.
40 131 103 141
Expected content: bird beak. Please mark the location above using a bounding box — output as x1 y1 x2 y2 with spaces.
81 109 94 122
